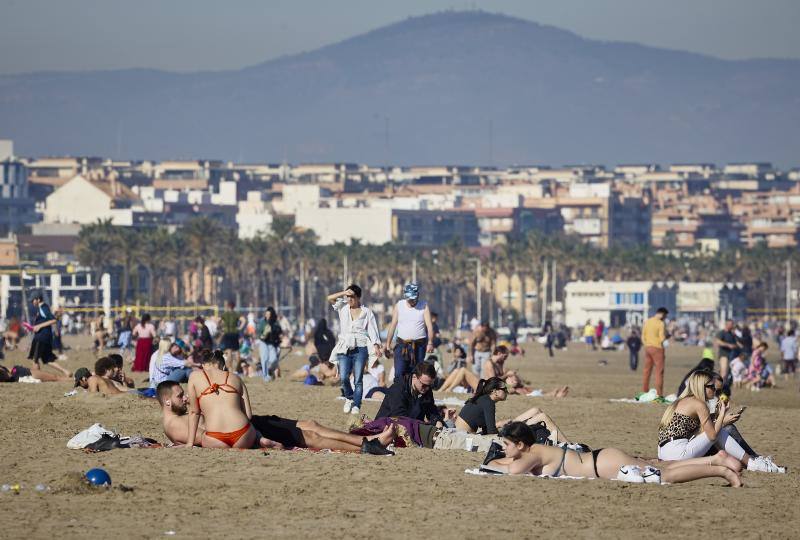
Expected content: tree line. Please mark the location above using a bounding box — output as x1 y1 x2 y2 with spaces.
75 217 799 327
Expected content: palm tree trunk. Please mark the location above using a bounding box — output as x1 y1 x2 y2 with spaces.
196 260 204 304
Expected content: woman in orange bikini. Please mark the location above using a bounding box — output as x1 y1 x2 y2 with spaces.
186 349 258 449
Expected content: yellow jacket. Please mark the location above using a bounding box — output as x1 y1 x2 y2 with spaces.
642 316 666 349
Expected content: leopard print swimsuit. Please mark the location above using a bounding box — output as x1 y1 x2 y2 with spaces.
658 412 700 445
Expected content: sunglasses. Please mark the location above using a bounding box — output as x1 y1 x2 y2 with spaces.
705 384 721 396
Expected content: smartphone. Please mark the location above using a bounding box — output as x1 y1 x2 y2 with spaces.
738 406 747 414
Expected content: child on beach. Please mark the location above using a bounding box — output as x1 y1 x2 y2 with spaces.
730 352 748 389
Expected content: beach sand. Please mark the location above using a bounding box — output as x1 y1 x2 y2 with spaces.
1 337 798 539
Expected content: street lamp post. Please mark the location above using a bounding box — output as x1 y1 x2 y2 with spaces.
14 234 29 322
468 257 482 323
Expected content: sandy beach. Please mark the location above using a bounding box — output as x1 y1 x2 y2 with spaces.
1 337 799 539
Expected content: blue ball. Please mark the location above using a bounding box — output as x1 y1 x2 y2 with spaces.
85 468 111 486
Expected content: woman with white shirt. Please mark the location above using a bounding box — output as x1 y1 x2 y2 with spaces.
328 284 383 416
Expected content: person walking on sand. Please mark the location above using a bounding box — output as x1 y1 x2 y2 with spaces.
642 307 669 397
383 282 435 383
328 284 383 417
132 313 157 372
27 292 70 377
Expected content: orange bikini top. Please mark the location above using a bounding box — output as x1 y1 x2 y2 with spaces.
198 369 240 403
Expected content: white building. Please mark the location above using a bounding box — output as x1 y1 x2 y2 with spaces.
564 280 677 328
44 175 138 225
273 184 324 215
236 192 273 239
295 207 392 245
677 282 748 324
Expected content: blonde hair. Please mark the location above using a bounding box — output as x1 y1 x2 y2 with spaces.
153 339 171 370
659 371 711 428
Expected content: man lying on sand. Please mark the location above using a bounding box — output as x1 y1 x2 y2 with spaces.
0 363 73 383
164 350 393 454
87 356 125 395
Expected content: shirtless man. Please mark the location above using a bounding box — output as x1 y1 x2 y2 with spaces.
480 345 514 381
158 380 394 452
470 322 497 375
87 356 125 395
289 355 339 385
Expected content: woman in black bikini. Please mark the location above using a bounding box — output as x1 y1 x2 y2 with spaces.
486 422 743 486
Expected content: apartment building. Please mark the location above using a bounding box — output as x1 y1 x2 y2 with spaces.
0 140 37 234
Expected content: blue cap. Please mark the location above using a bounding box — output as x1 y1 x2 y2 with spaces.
403 282 420 300
85 468 112 486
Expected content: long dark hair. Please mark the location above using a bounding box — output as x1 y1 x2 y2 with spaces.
499 421 536 446
314 318 329 337
266 307 278 324
199 348 225 368
467 377 506 404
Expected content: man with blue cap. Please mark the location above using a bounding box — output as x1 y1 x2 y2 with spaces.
383 282 435 383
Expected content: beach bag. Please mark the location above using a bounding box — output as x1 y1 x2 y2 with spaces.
529 421 552 445
67 423 116 449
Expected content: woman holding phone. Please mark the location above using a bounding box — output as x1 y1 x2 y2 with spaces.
657 370 784 473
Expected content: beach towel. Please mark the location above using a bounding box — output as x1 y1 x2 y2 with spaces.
464 468 588 480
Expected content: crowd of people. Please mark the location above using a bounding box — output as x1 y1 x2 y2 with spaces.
0 283 791 487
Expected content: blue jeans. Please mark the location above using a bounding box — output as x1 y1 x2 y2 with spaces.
393 339 428 383
338 347 368 408
164 366 193 383
259 341 279 382
629 350 639 371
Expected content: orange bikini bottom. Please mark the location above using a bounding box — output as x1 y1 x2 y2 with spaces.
205 424 251 447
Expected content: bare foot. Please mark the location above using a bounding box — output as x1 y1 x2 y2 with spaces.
723 468 743 487
556 386 570 398
259 438 285 450
371 423 396 447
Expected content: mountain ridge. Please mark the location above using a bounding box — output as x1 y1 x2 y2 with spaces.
1 10 798 166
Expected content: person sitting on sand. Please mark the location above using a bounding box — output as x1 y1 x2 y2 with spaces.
658 371 784 473
486 421 744 486
479 346 515 381
0 363 73 383
504 372 569 398
186 349 259 449
158 381 394 453
149 339 195 387
290 354 339 385
87 357 125 395
375 362 453 426
3 317 21 350
74 367 91 389
456 378 571 443
108 353 135 389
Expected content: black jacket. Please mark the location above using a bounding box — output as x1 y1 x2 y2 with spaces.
375 377 443 425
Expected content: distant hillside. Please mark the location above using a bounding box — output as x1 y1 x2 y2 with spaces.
1 11 798 166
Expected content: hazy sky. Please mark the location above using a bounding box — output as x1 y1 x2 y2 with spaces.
2 0 798 74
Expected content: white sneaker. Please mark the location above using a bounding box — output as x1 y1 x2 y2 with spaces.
350 406 360 416
342 399 353 414
747 455 786 473
617 465 645 483
642 465 662 484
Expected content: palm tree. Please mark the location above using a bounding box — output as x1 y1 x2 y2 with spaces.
182 217 226 304
75 219 116 315
136 227 175 305
111 227 140 304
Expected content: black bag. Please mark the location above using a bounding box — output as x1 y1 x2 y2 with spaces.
482 440 506 466
529 421 552 445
